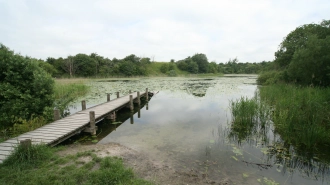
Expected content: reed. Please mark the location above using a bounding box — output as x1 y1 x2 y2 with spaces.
54 79 90 116
229 94 271 143
259 84 330 149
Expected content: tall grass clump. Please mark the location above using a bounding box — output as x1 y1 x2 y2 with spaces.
259 84 330 150
54 79 90 116
229 94 271 143
2 144 54 167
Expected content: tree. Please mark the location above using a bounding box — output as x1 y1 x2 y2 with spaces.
208 62 218 73
0 44 54 127
119 61 136 76
74 54 97 77
62 56 79 77
160 64 169 73
188 61 199 73
287 35 330 86
191 53 209 73
274 20 330 69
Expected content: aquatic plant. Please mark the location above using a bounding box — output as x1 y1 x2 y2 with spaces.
259 84 330 150
229 93 271 144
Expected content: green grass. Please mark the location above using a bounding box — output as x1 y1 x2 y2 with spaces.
229 95 271 143
54 79 90 116
146 62 189 76
259 84 330 149
0 144 153 185
231 84 330 150
54 78 90 99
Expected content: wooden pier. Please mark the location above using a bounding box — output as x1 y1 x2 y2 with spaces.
0 90 150 163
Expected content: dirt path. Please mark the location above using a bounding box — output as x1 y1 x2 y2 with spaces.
58 143 232 185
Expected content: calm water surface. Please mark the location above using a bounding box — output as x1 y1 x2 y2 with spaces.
72 76 329 184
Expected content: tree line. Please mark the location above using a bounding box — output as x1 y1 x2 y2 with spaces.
160 54 272 75
45 54 151 77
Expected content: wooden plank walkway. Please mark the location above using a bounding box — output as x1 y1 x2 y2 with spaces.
0 91 148 163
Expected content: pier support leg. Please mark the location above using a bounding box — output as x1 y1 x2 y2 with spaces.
82 100 86 110
130 95 134 112
20 139 31 149
138 106 141 118
54 109 60 121
130 113 134 124
89 111 96 135
146 88 149 100
106 111 116 121
116 92 120 98
107 94 110 102
137 91 141 106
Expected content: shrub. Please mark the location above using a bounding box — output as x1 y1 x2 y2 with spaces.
0 44 54 128
257 71 286 85
167 70 177 77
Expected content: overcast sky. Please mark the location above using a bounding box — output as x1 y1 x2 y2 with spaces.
0 0 329 63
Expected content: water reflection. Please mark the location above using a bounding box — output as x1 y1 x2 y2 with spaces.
225 104 330 183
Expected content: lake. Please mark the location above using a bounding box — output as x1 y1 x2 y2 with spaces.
68 76 330 184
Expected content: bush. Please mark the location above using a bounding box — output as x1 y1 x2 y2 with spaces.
0 44 54 128
257 71 286 85
160 64 168 73
167 70 177 77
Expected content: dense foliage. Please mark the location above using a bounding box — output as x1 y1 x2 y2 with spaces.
0 45 54 128
259 19 330 87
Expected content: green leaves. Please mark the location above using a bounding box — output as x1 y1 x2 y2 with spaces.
273 19 330 87
0 44 55 128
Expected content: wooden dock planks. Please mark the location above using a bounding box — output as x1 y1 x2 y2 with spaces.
0 91 147 163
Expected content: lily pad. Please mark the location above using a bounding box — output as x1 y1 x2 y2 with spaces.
92 139 98 143
243 173 249 178
261 147 269 154
232 146 243 156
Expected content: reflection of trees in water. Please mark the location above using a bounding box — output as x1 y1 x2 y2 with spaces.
183 81 215 97
226 116 330 182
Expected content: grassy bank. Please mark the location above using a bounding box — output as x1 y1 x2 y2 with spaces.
0 144 152 185
146 62 188 76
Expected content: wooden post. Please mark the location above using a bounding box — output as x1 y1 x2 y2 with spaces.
107 94 110 102
54 109 60 121
129 90 132 94
146 88 149 100
138 106 141 118
146 102 149 110
82 100 86 110
111 111 116 121
116 92 120 98
129 95 134 111
137 91 141 106
89 111 96 135
20 139 31 149
130 114 134 124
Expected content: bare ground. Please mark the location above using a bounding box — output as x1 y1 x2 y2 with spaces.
57 142 232 185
